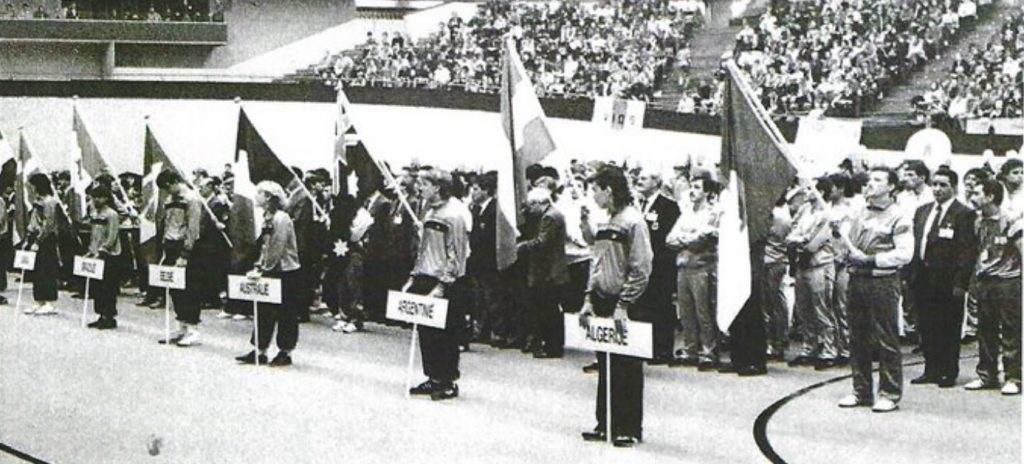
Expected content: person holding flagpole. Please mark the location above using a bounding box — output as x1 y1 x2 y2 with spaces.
22 173 61 316
579 165 652 448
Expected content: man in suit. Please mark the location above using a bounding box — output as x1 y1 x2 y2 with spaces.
633 168 680 365
518 187 570 358
467 172 507 345
910 167 977 388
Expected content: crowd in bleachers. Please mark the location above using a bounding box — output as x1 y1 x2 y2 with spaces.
0 0 224 22
728 0 997 117
319 0 706 102
918 9 1024 120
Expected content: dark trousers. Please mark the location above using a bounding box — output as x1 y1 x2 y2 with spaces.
249 269 302 351
849 274 902 402
729 284 768 369
560 260 590 313
409 275 462 383
975 278 1022 384
0 233 11 291
90 255 122 319
467 270 507 341
636 264 676 361
915 268 965 379
593 294 644 438
531 285 564 354
29 239 60 302
161 241 201 325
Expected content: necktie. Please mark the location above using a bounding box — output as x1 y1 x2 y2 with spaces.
924 204 943 259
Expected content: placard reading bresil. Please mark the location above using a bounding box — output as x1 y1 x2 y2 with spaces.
563 314 653 359
227 275 282 304
386 290 448 329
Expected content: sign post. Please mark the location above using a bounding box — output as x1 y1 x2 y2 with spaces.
13 250 36 314
386 290 449 397
74 256 105 327
228 275 282 367
149 265 186 345
564 315 652 444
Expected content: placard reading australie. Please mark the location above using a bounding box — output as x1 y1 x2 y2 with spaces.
386 290 448 329
148 265 187 290
73 256 105 280
14 250 36 271
563 314 653 359
227 275 282 304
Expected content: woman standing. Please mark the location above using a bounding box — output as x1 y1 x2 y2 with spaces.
235 181 302 367
85 184 122 330
23 173 61 316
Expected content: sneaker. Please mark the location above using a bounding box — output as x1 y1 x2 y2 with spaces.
964 379 1000 391
331 321 347 332
175 330 200 347
582 362 600 373
34 303 56 316
216 311 233 319
22 305 36 315
1001 381 1021 396
409 380 436 396
871 398 899 413
581 428 607 442
235 351 267 365
333 313 344 321
342 322 361 334
837 394 872 408
430 383 458 401
87 318 105 329
269 352 292 367
158 331 186 345
232 314 249 321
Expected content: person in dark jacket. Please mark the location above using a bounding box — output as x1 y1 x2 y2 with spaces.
518 187 570 358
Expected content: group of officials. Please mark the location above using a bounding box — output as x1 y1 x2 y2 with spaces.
3 153 1021 447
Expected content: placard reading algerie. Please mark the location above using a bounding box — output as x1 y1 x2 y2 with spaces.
227 275 282 304
386 290 448 329
563 314 653 359
73 256 105 280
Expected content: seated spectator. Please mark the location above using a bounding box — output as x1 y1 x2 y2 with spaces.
17 2 32 19
147 7 161 22
1 3 15 18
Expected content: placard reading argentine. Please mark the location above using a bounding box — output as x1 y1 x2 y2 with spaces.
227 275 282 304
148 265 186 290
73 256 105 280
563 314 653 359
386 290 448 329
14 250 36 271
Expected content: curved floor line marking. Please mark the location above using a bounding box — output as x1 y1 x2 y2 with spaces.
0 441 50 464
754 355 976 464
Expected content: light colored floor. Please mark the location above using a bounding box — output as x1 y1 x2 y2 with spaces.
0 284 1019 464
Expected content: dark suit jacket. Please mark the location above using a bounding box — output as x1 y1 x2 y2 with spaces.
286 190 315 263
642 193 681 294
911 199 977 292
518 204 569 288
467 198 497 274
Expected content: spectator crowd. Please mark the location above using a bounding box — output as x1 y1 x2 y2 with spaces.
319 0 706 102
0 0 224 22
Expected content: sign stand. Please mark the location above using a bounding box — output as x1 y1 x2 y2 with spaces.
164 287 171 345
15 268 26 314
405 323 419 399
253 300 260 367
13 250 37 315
81 277 91 328
149 264 186 345
226 274 280 368
605 352 612 444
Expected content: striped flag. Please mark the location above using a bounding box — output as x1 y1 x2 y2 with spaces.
716 61 799 331
15 131 43 243
0 129 17 195
496 37 557 270
227 149 263 273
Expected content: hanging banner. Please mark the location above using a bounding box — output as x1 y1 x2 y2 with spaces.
793 116 863 177
591 97 646 131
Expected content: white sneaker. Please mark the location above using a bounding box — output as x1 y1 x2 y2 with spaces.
159 330 186 345
331 321 347 332
232 314 248 321
34 303 57 316
342 322 360 334
837 394 871 408
871 398 899 413
964 379 1000 391
22 305 37 315
1001 381 1021 396
176 330 200 347
216 311 233 319
333 313 343 321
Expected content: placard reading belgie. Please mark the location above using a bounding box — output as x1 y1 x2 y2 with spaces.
563 314 653 359
148 265 186 290
227 275 282 304
14 250 37 271
73 256 105 280
386 291 449 329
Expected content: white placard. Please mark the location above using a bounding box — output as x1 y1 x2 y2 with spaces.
563 314 653 359
227 275 282 304
148 265 187 290
386 290 449 329
591 97 646 131
14 250 36 271
73 256 105 280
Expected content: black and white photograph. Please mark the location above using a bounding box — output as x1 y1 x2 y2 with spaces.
0 0 1021 462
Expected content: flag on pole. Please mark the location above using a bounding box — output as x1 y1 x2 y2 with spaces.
496 37 557 270
0 129 17 194
227 149 262 272
15 131 43 243
716 60 799 331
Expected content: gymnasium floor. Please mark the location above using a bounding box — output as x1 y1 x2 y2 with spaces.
0 284 1019 464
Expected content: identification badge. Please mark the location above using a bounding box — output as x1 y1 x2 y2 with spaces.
645 212 659 222
938 228 954 239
